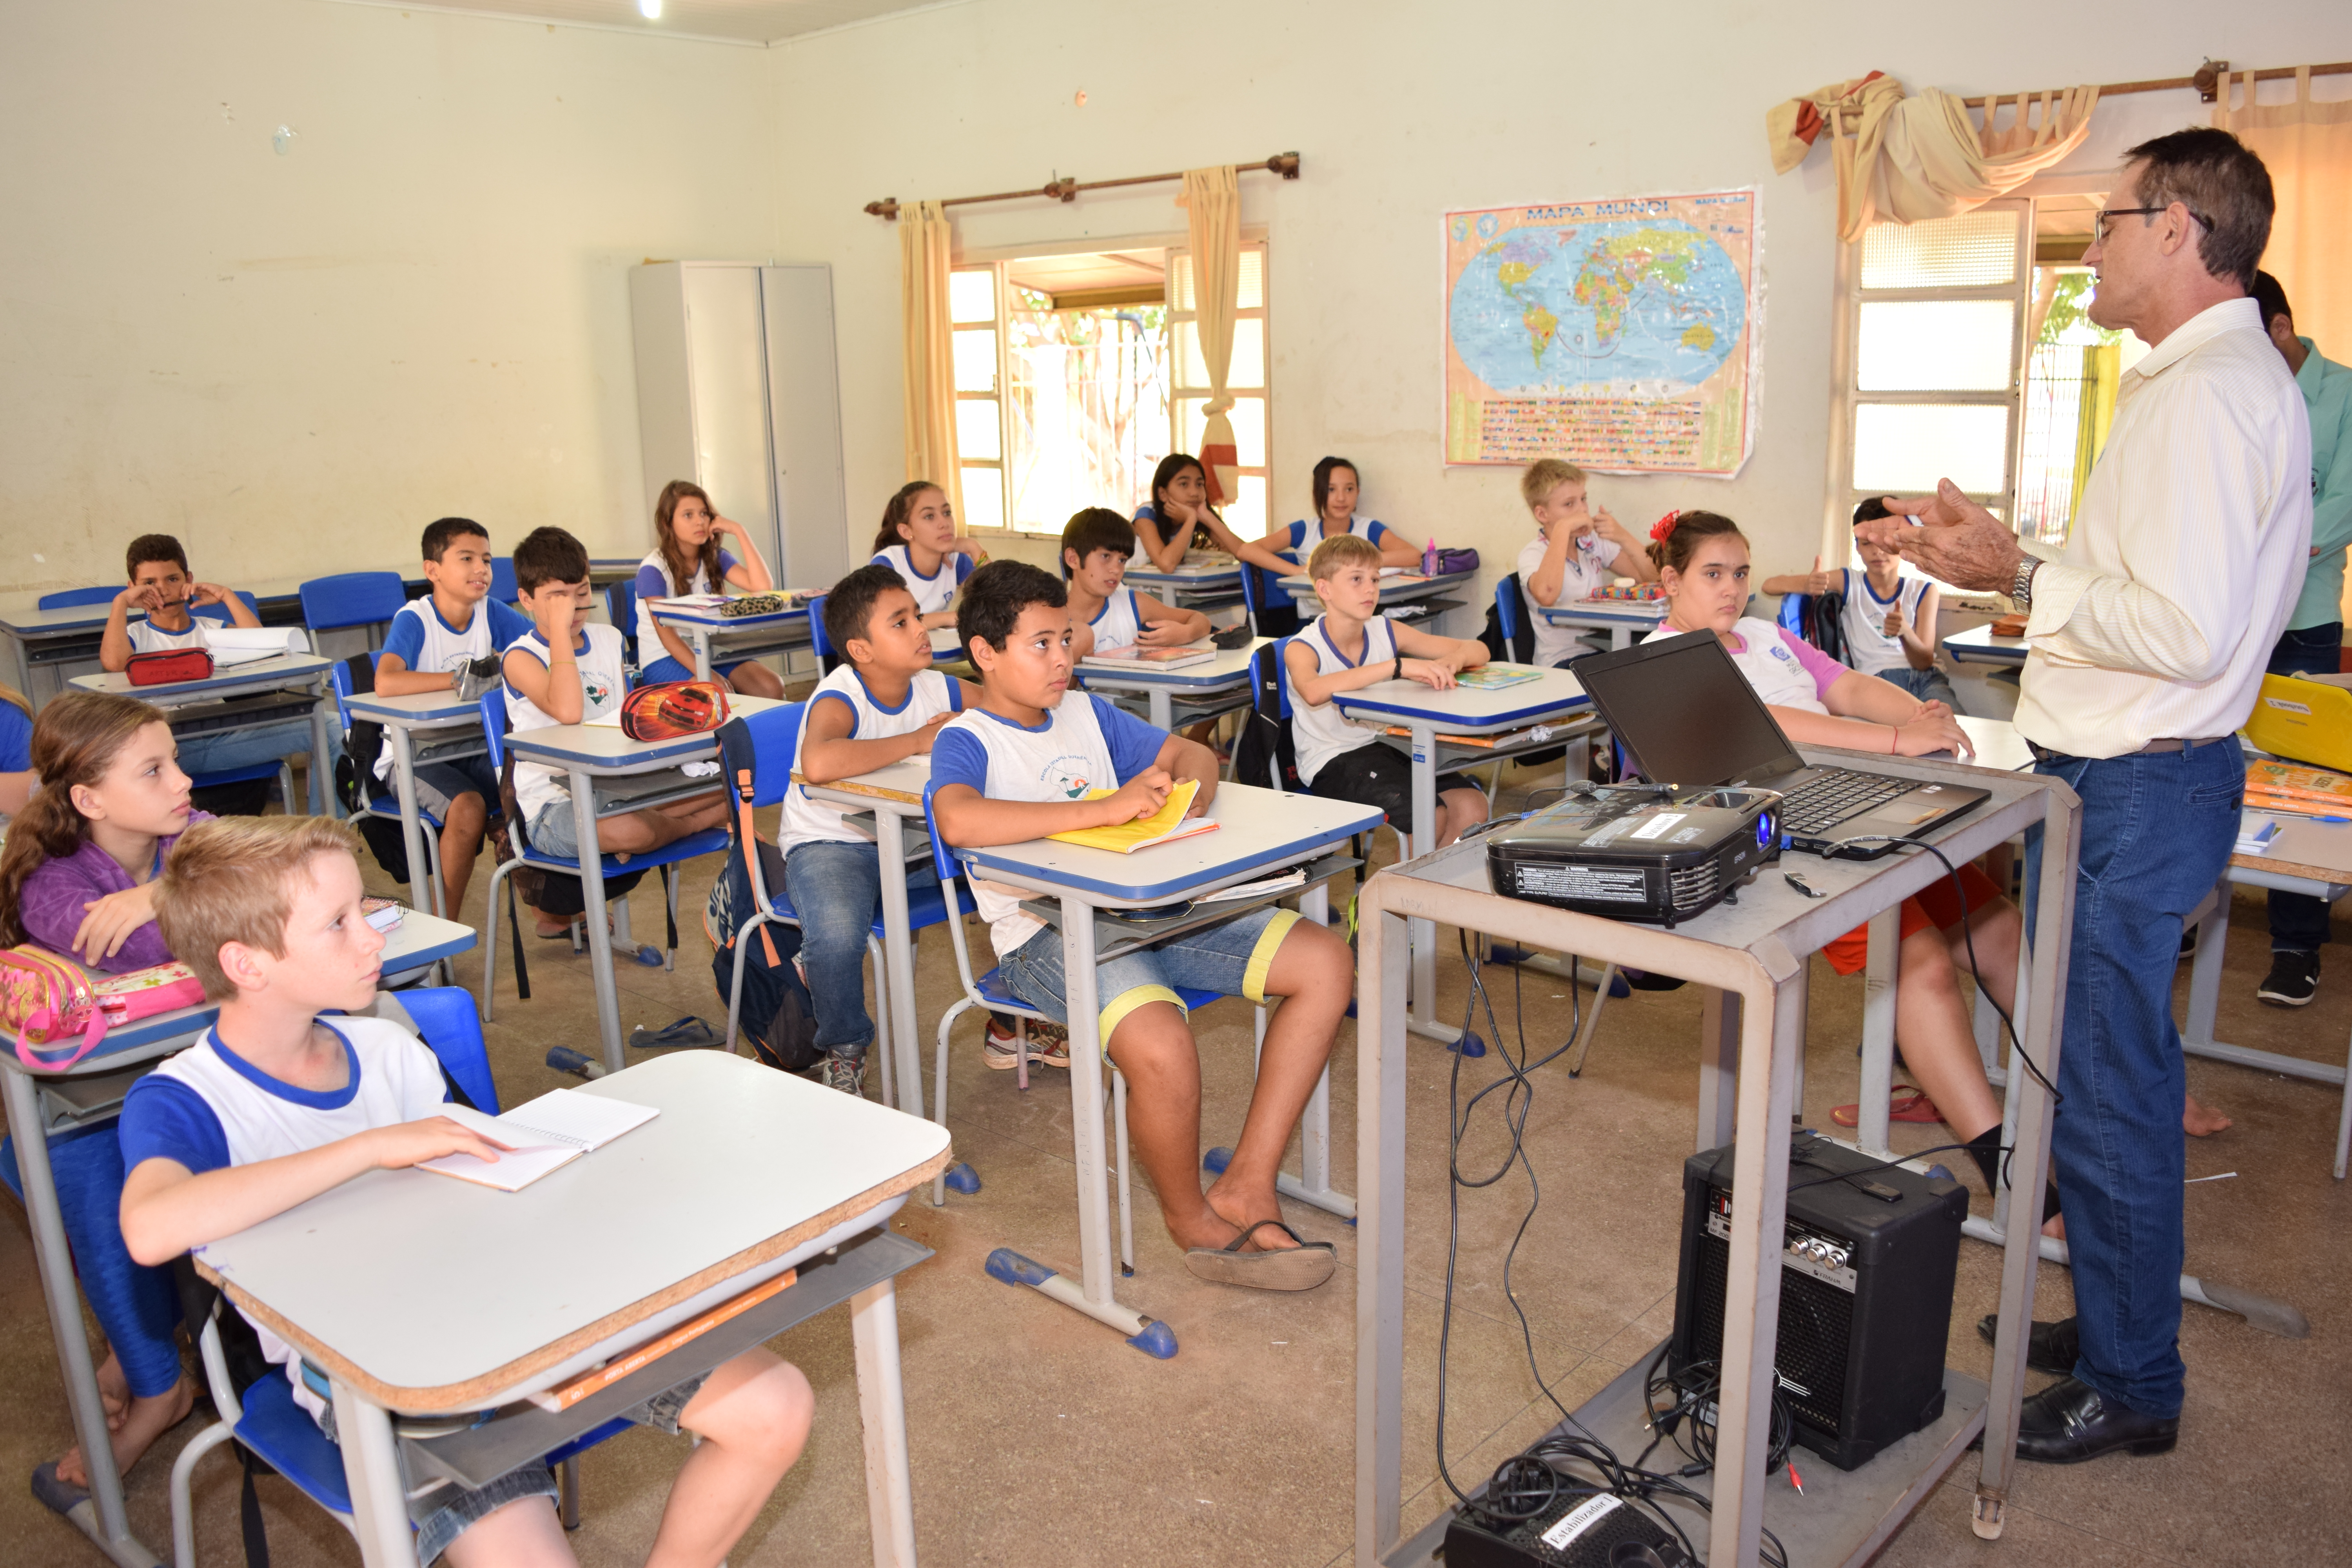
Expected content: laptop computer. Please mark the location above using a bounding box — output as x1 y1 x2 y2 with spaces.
1573 629 1989 859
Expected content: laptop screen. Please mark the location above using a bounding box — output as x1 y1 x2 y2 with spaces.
1573 630 1808 787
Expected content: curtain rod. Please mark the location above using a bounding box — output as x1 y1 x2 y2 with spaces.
1960 56 2352 111
863 153 1300 221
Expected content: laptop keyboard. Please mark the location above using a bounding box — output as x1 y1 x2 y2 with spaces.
1778 769 1915 836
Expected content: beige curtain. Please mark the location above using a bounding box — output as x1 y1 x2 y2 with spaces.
2216 66 2352 352
899 199 963 521
1178 166 1241 505
1769 74 2099 240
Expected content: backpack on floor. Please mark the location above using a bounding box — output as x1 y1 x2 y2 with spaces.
708 716 822 1073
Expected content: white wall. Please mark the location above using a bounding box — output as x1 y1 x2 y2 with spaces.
768 0 2352 587
0 0 778 594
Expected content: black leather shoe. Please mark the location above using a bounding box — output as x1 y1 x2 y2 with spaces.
1977 1312 2080 1375
2014 1376 2177 1463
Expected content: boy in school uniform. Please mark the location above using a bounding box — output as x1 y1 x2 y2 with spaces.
503 528 729 934
1061 508 1210 659
370 516 535 913
1763 499 1958 708
782 563 993 1096
931 561 1355 1289
1285 535 1493 849
98 533 341 793
1514 458 1658 669
116 815 814 1568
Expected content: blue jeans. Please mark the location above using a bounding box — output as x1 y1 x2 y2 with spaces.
1 1125 184 1399
2264 624 2343 952
782 839 936 1057
1875 663 1961 710
2027 736 2243 1419
178 718 341 814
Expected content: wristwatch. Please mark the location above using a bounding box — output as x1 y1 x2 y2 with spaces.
2010 555 2040 610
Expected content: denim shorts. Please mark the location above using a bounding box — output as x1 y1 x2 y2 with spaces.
414 753 500 822
528 800 582 860
316 1367 709 1564
998 904 1302 1047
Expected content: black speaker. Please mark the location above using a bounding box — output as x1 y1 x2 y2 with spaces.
1668 1132 1967 1472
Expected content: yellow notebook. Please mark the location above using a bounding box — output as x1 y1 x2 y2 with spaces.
1047 779 1221 855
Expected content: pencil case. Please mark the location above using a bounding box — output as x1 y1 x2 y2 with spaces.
0 948 209 1070
125 649 214 686
620 680 730 742
719 594 789 618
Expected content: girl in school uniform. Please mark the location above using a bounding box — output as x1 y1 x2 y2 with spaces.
1642 510 2061 1224
633 479 788 698
1129 453 1230 574
1268 456 1421 570
0 693 198 1511
871 480 987 632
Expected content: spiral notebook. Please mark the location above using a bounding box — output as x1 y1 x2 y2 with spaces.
418 1090 660 1192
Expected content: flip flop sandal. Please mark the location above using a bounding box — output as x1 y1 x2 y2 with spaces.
31 1459 89 1519
631 1016 723 1050
1830 1089 1941 1127
1182 1219 1336 1292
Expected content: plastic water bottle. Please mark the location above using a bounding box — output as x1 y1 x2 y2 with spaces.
1423 536 1437 576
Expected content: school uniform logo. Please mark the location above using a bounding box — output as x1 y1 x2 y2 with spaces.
1039 753 1093 799
1770 644 1795 662
583 673 614 708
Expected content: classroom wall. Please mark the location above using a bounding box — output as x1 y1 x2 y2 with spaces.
766 0 2352 590
0 0 779 595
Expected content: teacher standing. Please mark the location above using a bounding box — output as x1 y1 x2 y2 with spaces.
1859 127 2311 1466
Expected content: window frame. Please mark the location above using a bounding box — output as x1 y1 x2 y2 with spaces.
949 262 1006 534
1166 239 1272 543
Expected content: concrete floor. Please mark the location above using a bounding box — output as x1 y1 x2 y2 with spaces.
4 781 2350 1567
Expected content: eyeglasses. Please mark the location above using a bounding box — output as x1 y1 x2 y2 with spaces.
2094 205 2214 241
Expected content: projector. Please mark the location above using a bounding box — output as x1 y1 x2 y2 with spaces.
1484 786 1780 926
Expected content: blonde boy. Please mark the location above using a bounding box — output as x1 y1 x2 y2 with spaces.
117 816 812 1568
1516 458 1657 668
1283 535 1492 847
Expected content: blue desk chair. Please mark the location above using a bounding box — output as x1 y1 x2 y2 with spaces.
298 572 406 652
604 579 639 670
1776 592 1808 637
1493 573 1528 659
167 989 625 1562
717 701 964 1115
807 592 835 673
1237 556 1300 641
490 556 518 607
329 655 448 916
38 586 121 611
475 692 724 1017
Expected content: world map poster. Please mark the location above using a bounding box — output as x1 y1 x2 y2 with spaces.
1443 189 1761 475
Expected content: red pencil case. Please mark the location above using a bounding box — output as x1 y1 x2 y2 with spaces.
125 649 213 686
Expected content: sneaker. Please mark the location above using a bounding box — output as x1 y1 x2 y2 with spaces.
2258 950 2320 1007
984 1019 1071 1069
818 1053 867 1097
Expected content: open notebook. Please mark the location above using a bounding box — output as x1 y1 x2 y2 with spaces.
1047 777 1220 854
417 1089 659 1192
201 627 309 667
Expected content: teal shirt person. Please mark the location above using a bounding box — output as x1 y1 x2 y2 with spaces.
2287 337 2352 631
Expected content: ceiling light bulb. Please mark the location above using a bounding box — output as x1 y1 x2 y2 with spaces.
639 0 661 16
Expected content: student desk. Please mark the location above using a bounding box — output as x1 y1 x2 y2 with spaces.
0 597 138 710
1536 595 1670 650
793 756 938 1121
1329 666 1597 1046
1123 554 1244 610
1354 752 2080 1568
1940 625 2026 667
193 1049 950 1568
1278 567 1477 634
0 915 477 1568
644 599 811 681
1075 637 1266 731
2182 811 2352 1178
343 689 490 916
950 784 1381 1349
499 697 785 1072
590 557 643 585
73 653 339 817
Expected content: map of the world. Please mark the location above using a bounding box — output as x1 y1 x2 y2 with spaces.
1444 190 1760 475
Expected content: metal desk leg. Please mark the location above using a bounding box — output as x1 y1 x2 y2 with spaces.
690 627 713 681
387 724 434 917
1403 722 1460 1046
1856 906 1902 1156
1694 987 1739 1152
309 674 334 817
7 632 36 713
570 768 624 1074
1705 961 1804 1568
1356 905 1410 1566
873 813 924 1120
1148 688 1173 732
330 1380 419 1568
2 1066 164 1568
1611 625 1633 650
851 1276 919 1568
2180 873 2230 1054
1279 882 1352 1218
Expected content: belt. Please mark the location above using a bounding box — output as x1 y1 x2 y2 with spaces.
2025 735 2232 763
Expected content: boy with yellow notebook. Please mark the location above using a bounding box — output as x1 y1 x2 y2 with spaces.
931 562 1356 1291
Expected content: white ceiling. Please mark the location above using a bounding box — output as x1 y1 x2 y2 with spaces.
332 0 962 47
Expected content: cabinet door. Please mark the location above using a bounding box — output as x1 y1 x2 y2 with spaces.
681 265 778 569
760 265 850 591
